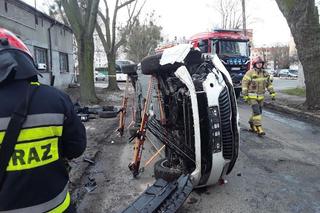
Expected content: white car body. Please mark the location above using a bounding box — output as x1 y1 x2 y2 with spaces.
141 45 240 187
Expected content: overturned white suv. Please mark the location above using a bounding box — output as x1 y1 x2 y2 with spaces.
123 44 239 212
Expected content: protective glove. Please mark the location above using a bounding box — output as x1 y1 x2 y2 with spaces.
270 92 276 101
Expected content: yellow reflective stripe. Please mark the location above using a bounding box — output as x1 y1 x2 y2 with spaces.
252 115 262 121
248 96 264 100
0 126 63 144
243 76 251 81
267 85 274 89
252 77 267 82
30 81 40 86
48 192 70 213
6 138 59 171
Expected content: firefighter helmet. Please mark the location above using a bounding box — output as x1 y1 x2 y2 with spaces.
252 56 265 67
0 27 39 83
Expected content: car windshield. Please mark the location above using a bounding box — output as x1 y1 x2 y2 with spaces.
219 40 248 57
289 70 298 75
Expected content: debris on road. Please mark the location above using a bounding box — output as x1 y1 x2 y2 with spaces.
84 177 97 193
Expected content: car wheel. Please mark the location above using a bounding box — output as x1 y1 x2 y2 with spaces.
154 159 182 182
122 64 138 74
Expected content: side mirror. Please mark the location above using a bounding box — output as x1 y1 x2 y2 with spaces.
37 63 47 71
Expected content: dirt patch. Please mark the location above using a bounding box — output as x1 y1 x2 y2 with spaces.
64 85 127 207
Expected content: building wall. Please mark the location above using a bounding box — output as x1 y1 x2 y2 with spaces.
0 0 74 89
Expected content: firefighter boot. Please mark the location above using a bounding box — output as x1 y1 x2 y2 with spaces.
248 121 258 133
256 125 266 136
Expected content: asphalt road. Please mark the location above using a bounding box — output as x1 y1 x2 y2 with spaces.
180 103 320 213
76 79 317 213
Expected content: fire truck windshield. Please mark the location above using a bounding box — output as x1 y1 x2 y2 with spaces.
219 40 248 57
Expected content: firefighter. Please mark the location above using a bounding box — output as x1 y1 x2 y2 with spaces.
0 28 86 212
242 56 276 136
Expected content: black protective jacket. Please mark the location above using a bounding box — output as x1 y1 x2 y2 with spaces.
0 80 86 212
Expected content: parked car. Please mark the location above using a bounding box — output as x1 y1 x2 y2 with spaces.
94 71 106 81
116 60 134 81
279 69 298 79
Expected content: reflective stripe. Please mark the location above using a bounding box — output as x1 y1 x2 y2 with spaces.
0 113 64 131
248 96 264 101
6 137 59 171
252 115 262 121
243 76 251 81
48 193 70 213
0 184 69 213
0 126 63 144
251 77 267 82
30 82 40 86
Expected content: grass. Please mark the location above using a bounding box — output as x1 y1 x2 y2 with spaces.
282 87 306 97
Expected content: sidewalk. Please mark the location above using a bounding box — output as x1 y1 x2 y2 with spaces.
264 92 320 125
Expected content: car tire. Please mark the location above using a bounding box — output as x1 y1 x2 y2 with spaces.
122 64 137 74
154 159 182 182
141 54 181 75
98 110 118 118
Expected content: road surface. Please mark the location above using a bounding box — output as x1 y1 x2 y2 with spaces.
75 82 319 213
180 103 320 213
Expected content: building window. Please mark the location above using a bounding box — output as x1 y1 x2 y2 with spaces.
59 52 69 72
34 47 48 71
5 1 8 12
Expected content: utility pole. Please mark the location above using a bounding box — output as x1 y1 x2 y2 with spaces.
242 0 247 36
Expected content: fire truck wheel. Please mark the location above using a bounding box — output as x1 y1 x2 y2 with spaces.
98 110 118 118
122 64 138 74
154 159 182 182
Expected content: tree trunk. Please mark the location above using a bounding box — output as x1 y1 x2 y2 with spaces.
107 52 120 91
77 35 99 103
275 0 320 109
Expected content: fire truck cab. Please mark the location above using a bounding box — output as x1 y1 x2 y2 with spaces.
190 29 251 98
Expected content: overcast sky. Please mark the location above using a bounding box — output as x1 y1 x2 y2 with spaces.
24 0 292 47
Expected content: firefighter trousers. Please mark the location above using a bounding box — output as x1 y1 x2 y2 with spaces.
248 98 264 126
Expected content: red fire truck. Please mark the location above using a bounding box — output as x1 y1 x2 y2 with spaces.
190 29 251 98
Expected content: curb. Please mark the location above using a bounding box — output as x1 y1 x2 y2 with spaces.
264 101 320 125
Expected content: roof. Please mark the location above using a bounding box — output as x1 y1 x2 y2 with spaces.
7 0 72 32
189 30 249 41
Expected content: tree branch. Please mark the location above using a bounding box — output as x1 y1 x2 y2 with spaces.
117 0 136 9
96 21 110 53
87 0 100 34
61 0 83 35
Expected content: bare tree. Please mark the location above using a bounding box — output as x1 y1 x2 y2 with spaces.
275 0 320 109
46 0 70 25
124 11 162 62
95 0 145 91
61 0 100 103
269 45 290 70
213 0 243 29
